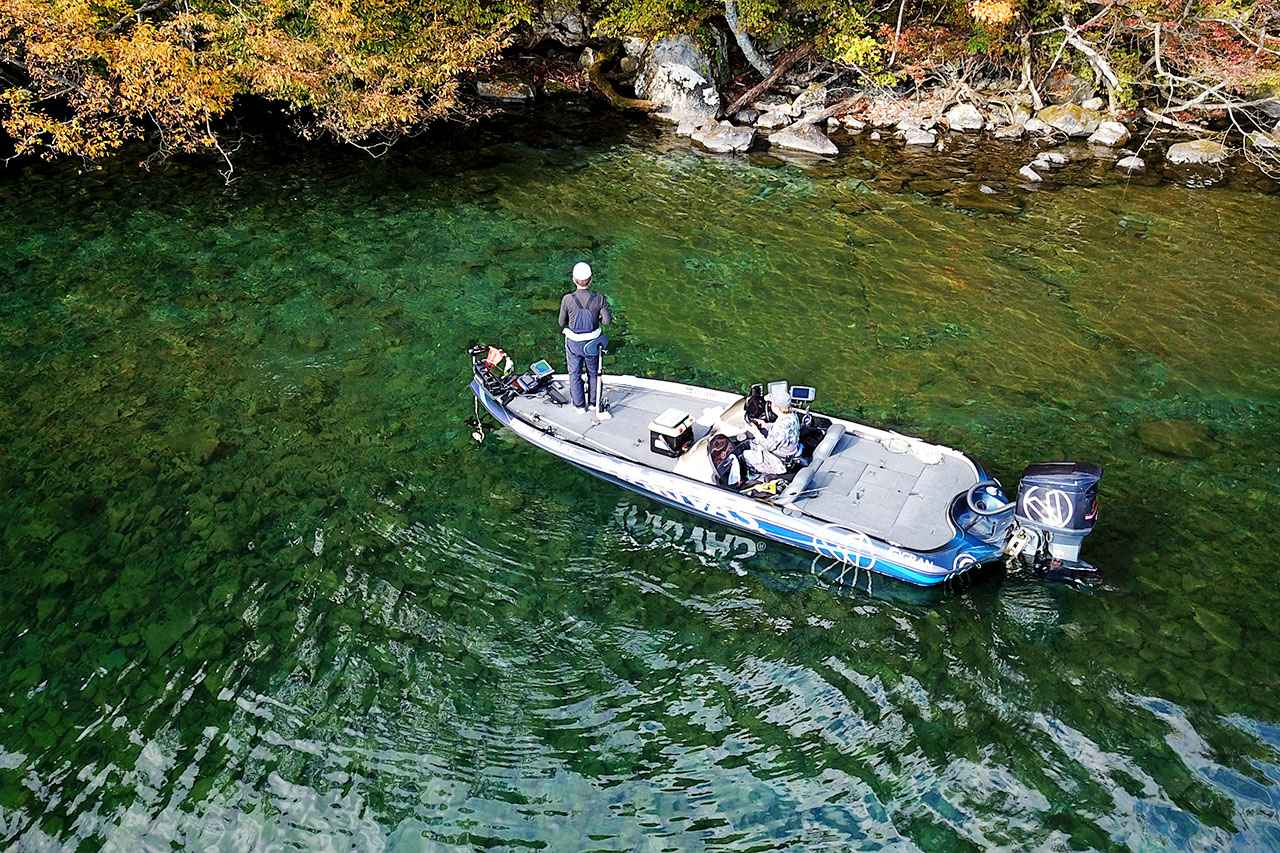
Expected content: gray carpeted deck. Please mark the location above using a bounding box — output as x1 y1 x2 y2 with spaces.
507 379 976 551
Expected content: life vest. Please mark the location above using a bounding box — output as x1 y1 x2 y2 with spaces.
563 290 602 343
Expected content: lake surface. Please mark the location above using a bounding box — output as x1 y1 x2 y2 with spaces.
2 103 1279 850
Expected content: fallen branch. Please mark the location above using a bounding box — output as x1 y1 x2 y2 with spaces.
1062 18 1121 110
1142 107 1213 134
586 49 659 113
793 94 866 126
724 43 813 116
1020 33 1044 111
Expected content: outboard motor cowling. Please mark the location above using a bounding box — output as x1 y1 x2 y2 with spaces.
1012 462 1102 571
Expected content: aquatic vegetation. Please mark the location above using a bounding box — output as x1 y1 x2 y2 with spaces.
1 115 1279 848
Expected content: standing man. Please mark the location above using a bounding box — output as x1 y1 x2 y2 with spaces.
558 262 612 415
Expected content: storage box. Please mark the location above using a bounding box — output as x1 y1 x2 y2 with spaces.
649 408 694 458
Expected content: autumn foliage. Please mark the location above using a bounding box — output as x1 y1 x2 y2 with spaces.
1 0 1278 165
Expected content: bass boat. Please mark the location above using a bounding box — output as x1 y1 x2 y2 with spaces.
468 345 1102 588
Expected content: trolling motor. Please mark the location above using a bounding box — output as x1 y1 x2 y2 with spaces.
966 462 1103 579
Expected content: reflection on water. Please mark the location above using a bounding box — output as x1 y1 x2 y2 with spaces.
1 105 1278 849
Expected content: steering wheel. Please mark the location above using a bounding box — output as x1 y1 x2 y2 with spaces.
966 480 1013 516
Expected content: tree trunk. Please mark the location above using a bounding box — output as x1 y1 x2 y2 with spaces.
724 43 813 116
724 0 773 78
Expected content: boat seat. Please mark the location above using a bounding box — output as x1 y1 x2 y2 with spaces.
777 424 845 505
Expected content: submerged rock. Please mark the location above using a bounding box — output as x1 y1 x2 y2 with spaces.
944 103 984 132
1137 419 1218 458
994 124 1025 140
693 122 755 153
768 123 838 155
1116 155 1146 172
1088 121 1131 147
1036 103 1103 138
1166 139 1229 165
1019 164 1043 182
903 128 937 146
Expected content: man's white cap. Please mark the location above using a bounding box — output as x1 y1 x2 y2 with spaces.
766 386 791 408
572 262 592 285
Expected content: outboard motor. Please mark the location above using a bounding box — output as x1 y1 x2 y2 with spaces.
1006 462 1102 576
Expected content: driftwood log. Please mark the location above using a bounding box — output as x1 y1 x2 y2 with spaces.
586 48 659 112
723 44 814 116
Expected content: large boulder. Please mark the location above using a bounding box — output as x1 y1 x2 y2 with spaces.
944 103 984 132
1088 121 1130 147
645 64 720 125
1036 103 1103 137
635 33 726 99
693 122 755 153
1166 139 1230 165
768 122 839 155
1115 155 1146 173
527 3 591 47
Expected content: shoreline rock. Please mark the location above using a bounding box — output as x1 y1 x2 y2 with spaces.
768 122 839 155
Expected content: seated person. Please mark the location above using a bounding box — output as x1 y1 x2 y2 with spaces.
708 434 743 488
743 387 802 476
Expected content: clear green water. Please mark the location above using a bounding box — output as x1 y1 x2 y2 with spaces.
3 105 1279 850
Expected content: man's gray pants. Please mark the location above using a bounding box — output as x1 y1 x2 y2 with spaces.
565 344 598 409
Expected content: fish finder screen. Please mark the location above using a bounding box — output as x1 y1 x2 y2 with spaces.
530 360 553 377
790 386 816 402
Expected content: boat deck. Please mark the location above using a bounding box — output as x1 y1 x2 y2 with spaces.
506 377 977 552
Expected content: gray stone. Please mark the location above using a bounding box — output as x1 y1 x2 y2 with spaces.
994 124 1025 140
1033 151 1069 169
790 84 827 117
1080 97 1105 112
528 4 591 47
768 122 839 155
476 79 534 102
842 117 866 131
635 34 725 99
756 111 790 130
1258 98 1280 119
623 37 647 58
1088 121 1130 147
903 128 937 146
734 108 760 124
751 96 791 114
1019 164 1043 182
1045 71 1095 105
869 131 881 141
1036 103 1103 138
1115 155 1146 172
692 123 756 153
1247 130 1279 150
1166 139 1230 165
944 103 985 132
645 64 720 125
1024 117 1052 135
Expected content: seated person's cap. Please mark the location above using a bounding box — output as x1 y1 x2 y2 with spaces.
766 387 791 408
